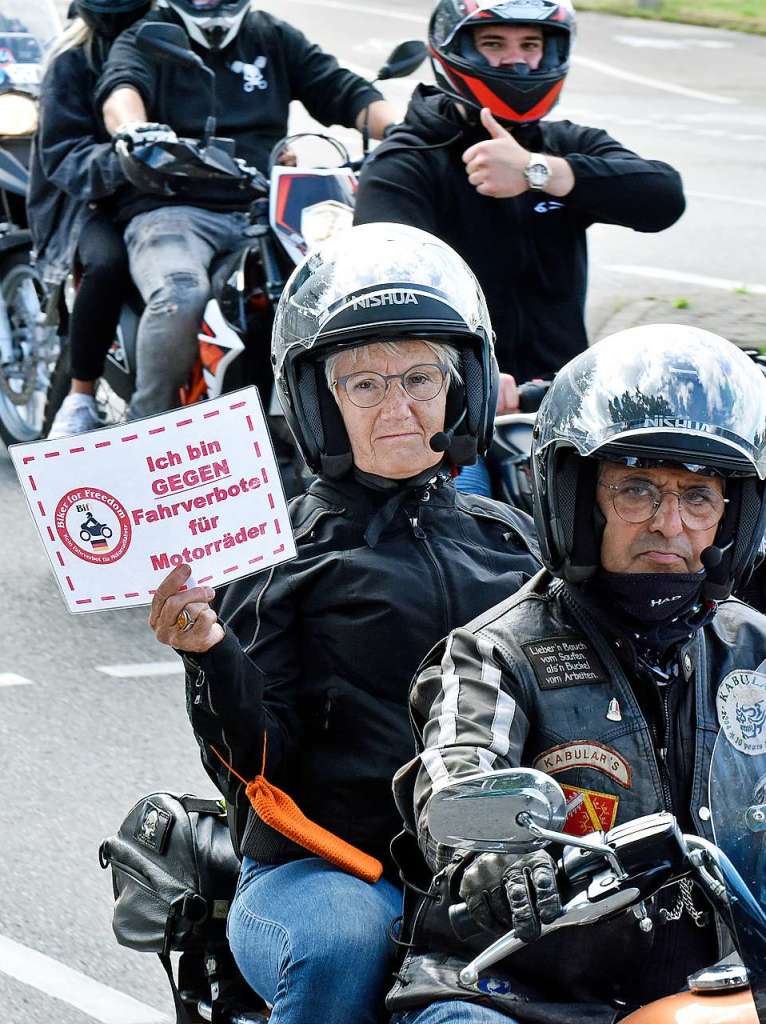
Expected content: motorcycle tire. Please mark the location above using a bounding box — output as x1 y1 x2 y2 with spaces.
0 249 57 446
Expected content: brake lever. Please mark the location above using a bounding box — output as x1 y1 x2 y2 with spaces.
458 883 641 986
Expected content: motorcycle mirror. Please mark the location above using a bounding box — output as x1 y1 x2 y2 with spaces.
426 768 568 854
376 40 427 81
135 22 204 70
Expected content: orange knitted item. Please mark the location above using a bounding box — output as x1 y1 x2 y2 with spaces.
211 741 383 885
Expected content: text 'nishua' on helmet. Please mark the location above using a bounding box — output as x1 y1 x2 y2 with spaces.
531 324 766 599
75 0 152 39
429 0 575 125
165 0 250 49
271 222 499 479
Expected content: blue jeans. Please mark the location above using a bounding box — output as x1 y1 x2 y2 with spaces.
392 1004 517 1024
124 205 249 419
228 856 402 1024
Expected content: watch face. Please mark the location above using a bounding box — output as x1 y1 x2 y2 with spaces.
526 162 550 189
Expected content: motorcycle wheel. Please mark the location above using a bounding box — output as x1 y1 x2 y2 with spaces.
42 338 129 436
0 249 59 446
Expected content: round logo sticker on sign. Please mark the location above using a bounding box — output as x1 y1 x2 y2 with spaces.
716 670 766 756
54 487 132 565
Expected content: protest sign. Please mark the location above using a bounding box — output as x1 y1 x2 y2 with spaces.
11 388 296 612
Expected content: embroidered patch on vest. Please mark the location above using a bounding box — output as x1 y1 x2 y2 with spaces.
533 741 633 788
521 636 608 690
562 784 619 836
134 800 172 854
717 670 766 756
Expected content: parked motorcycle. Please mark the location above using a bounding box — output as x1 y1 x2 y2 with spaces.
427 726 766 1023
41 23 426 480
0 0 60 446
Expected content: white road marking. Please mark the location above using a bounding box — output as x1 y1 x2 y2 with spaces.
0 934 169 1024
96 661 185 678
687 190 766 209
604 265 766 295
282 0 740 105
0 673 34 687
279 0 423 24
571 55 738 105
614 34 733 50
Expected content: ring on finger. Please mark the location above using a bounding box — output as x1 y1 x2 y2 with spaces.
176 607 196 633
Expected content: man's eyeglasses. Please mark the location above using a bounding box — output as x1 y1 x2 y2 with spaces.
331 363 448 409
599 479 727 531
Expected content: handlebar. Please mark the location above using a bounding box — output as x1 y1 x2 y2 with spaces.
116 135 269 198
447 812 734 987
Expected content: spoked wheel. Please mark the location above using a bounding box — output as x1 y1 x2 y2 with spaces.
0 249 59 446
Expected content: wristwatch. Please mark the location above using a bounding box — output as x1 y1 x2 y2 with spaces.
524 152 551 192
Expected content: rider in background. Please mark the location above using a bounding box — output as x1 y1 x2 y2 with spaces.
27 0 151 439
355 0 685 387
95 0 397 421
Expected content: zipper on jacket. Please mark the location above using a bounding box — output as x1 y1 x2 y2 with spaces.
409 505 426 540
404 489 452 634
651 667 674 811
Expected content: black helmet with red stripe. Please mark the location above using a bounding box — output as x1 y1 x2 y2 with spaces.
429 0 575 126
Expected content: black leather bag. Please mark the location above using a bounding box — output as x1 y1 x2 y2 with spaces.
99 792 256 1024
99 792 241 956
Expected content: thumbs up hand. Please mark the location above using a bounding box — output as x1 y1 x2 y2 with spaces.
462 107 531 199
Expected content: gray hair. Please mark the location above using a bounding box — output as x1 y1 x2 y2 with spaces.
324 340 462 393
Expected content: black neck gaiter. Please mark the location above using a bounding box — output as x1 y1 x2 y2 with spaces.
583 571 713 661
591 571 705 625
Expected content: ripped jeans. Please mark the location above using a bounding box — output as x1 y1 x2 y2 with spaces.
124 205 249 419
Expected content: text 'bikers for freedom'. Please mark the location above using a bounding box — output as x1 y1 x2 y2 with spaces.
10 388 296 613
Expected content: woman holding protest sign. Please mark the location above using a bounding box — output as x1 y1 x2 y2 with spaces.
148 224 539 1024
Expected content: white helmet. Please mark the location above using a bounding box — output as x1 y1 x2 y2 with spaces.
165 0 249 49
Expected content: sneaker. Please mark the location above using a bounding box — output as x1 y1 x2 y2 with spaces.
47 394 101 439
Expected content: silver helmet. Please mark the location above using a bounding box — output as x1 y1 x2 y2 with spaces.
531 324 766 598
271 222 499 477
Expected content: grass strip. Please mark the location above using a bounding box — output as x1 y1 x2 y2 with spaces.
576 0 766 35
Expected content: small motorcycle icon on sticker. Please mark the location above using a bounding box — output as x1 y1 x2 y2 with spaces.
79 511 114 548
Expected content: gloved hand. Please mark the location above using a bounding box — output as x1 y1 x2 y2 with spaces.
459 850 561 942
113 121 178 151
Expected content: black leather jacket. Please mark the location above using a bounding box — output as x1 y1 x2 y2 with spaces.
27 39 126 284
183 471 539 878
390 570 766 1019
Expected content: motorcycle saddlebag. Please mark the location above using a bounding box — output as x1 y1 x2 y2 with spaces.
99 792 241 955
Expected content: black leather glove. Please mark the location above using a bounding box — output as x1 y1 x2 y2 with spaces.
459 850 561 942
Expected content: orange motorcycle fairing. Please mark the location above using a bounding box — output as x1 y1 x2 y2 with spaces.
621 987 758 1024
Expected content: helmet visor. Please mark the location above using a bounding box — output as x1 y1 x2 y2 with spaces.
272 223 491 366
172 0 245 13
535 325 766 477
432 0 571 48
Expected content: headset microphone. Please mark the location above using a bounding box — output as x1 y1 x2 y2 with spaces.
701 540 732 571
429 408 467 453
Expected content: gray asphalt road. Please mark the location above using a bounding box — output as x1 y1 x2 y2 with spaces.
2 4 765 1021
